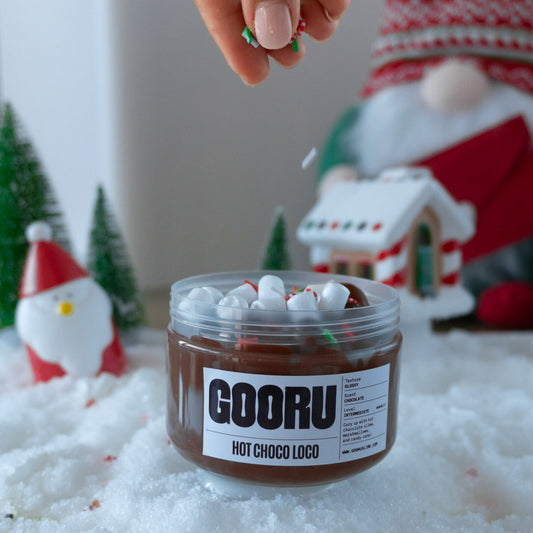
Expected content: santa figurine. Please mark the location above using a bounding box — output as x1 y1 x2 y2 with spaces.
15 221 128 382
318 0 533 328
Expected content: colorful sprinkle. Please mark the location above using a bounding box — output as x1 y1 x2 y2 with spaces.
290 17 306 52
244 279 258 292
89 499 101 510
242 26 259 48
323 328 338 345
85 398 96 408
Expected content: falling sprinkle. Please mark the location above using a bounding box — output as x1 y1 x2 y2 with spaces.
85 398 96 409
104 455 117 462
301 147 318 169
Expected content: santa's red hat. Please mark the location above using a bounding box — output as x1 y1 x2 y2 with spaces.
362 0 533 98
19 221 88 298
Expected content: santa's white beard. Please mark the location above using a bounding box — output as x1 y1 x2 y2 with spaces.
16 279 113 377
352 82 533 177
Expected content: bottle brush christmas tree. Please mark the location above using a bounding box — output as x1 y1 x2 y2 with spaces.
0 103 70 328
88 185 145 331
261 206 290 270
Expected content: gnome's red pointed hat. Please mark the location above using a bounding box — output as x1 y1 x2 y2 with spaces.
19 221 88 298
362 0 533 97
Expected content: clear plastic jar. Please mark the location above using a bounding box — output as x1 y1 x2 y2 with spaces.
166 271 401 494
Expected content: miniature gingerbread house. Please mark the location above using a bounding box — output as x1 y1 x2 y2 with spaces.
297 167 475 301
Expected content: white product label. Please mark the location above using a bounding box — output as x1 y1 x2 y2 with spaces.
202 365 390 466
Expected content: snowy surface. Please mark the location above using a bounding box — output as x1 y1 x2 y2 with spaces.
1 326 532 533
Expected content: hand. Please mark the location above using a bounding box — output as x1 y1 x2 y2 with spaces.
194 0 350 85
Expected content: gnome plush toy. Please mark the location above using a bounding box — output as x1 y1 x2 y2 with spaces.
15 221 128 382
319 0 533 328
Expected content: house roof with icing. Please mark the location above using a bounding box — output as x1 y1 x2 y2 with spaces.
297 167 475 253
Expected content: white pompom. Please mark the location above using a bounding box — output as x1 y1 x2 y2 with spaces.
26 221 53 243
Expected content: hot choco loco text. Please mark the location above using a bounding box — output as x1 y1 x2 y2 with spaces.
167 274 401 487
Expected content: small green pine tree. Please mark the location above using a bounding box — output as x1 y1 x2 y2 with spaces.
0 103 70 328
261 207 290 270
88 185 145 331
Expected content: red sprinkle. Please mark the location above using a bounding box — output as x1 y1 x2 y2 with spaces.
104 455 117 462
89 499 101 510
244 280 258 292
85 398 96 409
465 467 480 478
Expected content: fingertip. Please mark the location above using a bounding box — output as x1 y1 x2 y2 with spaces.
321 0 350 22
268 39 305 68
239 64 271 86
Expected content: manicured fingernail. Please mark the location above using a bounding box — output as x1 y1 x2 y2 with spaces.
254 2 292 50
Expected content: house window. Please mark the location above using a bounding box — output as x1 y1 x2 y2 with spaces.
355 260 374 280
415 223 435 296
330 251 376 280
333 260 349 275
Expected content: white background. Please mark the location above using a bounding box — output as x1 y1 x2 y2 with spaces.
0 0 384 290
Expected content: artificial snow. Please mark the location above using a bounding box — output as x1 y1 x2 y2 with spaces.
1 326 532 533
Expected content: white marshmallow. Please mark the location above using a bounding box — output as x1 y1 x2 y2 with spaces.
217 294 249 320
256 289 287 311
258 275 285 299
304 284 325 301
226 283 257 305
179 286 218 312
202 286 224 304
218 295 249 309
250 300 266 310
287 291 319 311
318 281 350 310
188 287 215 302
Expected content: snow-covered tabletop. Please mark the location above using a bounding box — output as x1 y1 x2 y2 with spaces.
1 326 532 533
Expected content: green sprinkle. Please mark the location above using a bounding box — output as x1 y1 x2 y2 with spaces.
243 26 253 44
323 328 337 345
292 39 299 53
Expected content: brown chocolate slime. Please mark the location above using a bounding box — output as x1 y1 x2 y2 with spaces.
167 329 401 487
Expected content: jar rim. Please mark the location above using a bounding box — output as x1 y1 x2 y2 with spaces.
170 271 399 336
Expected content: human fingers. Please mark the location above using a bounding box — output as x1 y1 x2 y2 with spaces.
267 38 305 67
301 0 339 42
194 0 271 85
318 0 350 22
241 0 301 50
